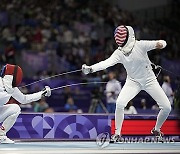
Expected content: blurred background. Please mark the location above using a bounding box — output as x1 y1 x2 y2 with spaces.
0 0 179 114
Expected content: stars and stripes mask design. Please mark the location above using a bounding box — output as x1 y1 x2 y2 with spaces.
114 25 136 55
114 25 128 47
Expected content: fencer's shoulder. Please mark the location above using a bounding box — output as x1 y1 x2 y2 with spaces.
115 48 123 56
135 40 148 45
115 48 121 53
137 40 158 44
133 40 143 48
135 40 156 49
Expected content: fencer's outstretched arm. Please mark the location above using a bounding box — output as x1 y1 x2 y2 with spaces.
11 86 51 104
82 49 121 74
140 40 167 52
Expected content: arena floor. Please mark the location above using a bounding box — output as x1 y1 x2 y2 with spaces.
0 141 180 154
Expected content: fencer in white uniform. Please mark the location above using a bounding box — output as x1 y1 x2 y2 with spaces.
82 25 171 142
0 64 51 144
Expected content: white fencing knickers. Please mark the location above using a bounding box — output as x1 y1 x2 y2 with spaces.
115 78 171 135
0 104 21 135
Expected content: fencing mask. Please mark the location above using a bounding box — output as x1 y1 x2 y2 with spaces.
0 64 23 87
114 25 136 55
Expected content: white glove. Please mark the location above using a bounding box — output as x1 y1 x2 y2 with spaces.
156 40 167 49
42 86 51 97
2 75 14 94
82 64 93 75
158 40 167 48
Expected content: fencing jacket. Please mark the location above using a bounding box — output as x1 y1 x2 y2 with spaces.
91 40 163 85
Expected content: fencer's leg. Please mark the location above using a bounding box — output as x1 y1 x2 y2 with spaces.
115 79 141 136
0 104 21 135
145 80 171 131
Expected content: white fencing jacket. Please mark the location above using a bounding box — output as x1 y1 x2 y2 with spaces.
91 40 164 85
0 77 43 107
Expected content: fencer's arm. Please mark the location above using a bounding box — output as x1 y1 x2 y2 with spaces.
91 49 121 73
140 40 167 52
11 87 43 104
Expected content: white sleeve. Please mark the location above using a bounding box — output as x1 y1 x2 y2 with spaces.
140 40 167 52
139 40 158 52
12 87 43 104
91 49 121 73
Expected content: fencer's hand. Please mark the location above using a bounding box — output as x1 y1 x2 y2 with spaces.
82 64 93 75
42 86 51 97
156 40 167 49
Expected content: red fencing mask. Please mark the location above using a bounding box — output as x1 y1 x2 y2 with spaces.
1 64 23 87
